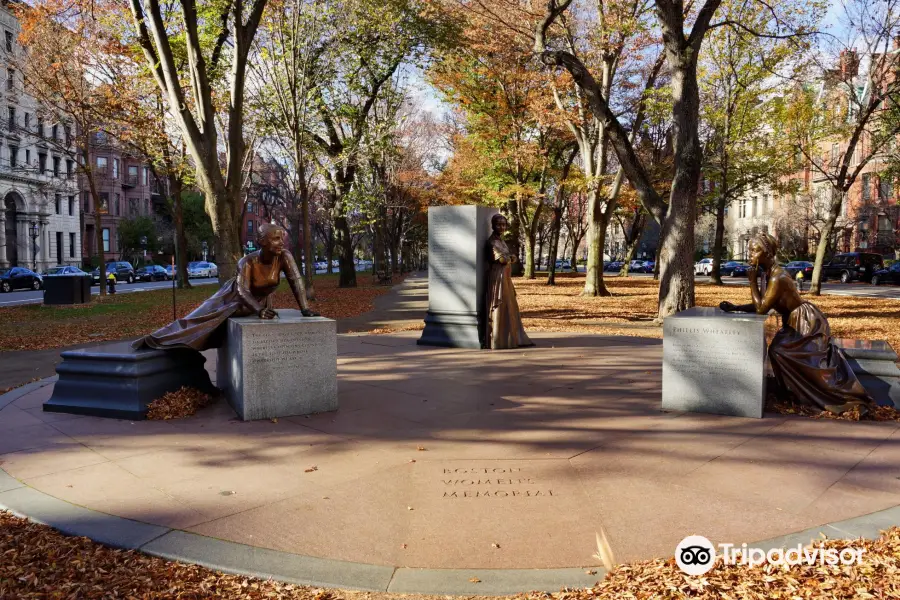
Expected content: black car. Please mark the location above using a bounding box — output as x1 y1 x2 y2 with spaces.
136 265 169 282
91 261 136 285
0 267 43 292
783 261 814 280
822 252 884 283
721 261 748 276
604 261 624 272
731 263 750 277
872 262 900 286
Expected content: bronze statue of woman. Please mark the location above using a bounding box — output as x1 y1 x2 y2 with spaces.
484 214 533 350
719 232 874 415
133 223 318 351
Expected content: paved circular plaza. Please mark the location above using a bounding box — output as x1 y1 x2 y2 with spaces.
1 331 899 592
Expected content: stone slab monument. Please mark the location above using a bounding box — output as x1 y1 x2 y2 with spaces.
44 342 217 420
418 205 498 349
662 307 768 418
217 310 338 420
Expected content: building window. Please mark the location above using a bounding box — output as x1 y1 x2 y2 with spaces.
5 68 12 92
65 125 72 146
66 160 73 178
127 165 138 185
102 228 110 252
112 158 119 179
38 153 46 174
145 198 150 214
96 156 107 175
5 31 12 53
53 156 60 177
7 107 14 131
142 166 149 185
55 194 61 214
247 201 254 214
738 199 747 219
879 178 893 200
84 191 91 213
114 193 120 216
247 220 254 235
23 113 29 130
36 116 43 137
69 232 75 258
98 192 109 214
129 198 138 216
68 195 74 216
24 149 29 165
8 145 17 169
52 124 58 140
862 173 870 200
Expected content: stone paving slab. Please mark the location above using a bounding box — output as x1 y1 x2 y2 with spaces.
386 567 604 595
1 327 900 593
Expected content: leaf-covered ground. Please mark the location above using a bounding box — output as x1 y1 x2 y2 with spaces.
1 510 897 599
0 274 405 352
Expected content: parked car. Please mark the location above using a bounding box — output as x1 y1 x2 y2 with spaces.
555 259 572 271
872 262 900 286
187 261 218 278
136 265 169 282
731 263 750 277
694 258 713 275
628 260 648 273
783 261 814 280
642 260 655 273
314 261 327 271
91 261 135 285
720 261 748 276
604 261 623 272
822 252 884 283
0 267 43 292
165 264 176 280
43 266 87 276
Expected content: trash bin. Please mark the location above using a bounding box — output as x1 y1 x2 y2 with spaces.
44 275 92 305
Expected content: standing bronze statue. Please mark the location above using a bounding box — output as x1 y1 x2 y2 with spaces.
719 232 874 414
484 214 533 350
133 223 318 352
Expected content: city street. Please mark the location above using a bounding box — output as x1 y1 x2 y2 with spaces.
0 278 219 307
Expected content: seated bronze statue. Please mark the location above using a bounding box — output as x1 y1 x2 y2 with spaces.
484 214 533 350
719 232 874 415
133 223 317 352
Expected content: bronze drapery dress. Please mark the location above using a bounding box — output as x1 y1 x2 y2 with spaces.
769 301 872 411
484 233 533 350
132 251 302 351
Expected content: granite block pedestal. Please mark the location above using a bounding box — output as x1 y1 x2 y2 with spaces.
217 310 338 421
418 205 498 349
44 341 217 420
835 338 900 408
663 307 768 418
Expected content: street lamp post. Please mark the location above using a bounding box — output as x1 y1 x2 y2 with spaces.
202 240 208 262
29 222 40 271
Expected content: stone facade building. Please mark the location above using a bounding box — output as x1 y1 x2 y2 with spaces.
0 0 80 271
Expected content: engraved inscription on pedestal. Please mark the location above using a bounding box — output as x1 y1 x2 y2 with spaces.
218 310 337 421
663 307 768 418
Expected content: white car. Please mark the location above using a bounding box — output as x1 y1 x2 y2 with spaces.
188 261 218 278
694 258 713 275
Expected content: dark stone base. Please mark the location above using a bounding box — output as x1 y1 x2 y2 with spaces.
44 341 217 420
417 311 483 349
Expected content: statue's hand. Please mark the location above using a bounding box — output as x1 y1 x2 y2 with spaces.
748 266 758 280
259 308 278 319
719 301 736 313
301 308 319 317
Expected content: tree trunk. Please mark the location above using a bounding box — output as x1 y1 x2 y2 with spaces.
301 190 315 300
169 175 191 289
536 229 546 272
710 191 728 285
810 188 844 295
656 60 700 320
618 214 646 277
546 206 562 285
334 214 357 287
582 188 611 296
506 200 523 276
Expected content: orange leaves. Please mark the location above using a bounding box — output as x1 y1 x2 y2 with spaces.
146 386 215 420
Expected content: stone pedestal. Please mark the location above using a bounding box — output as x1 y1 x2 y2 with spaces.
418 205 498 349
663 307 768 418
44 341 217 420
835 338 900 408
217 310 338 421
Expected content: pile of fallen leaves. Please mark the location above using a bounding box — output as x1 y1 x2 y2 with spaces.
768 396 900 422
0 273 408 352
146 386 216 420
2 509 898 599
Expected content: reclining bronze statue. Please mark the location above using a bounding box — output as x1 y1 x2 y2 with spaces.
133 223 317 352
719 232 875 415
